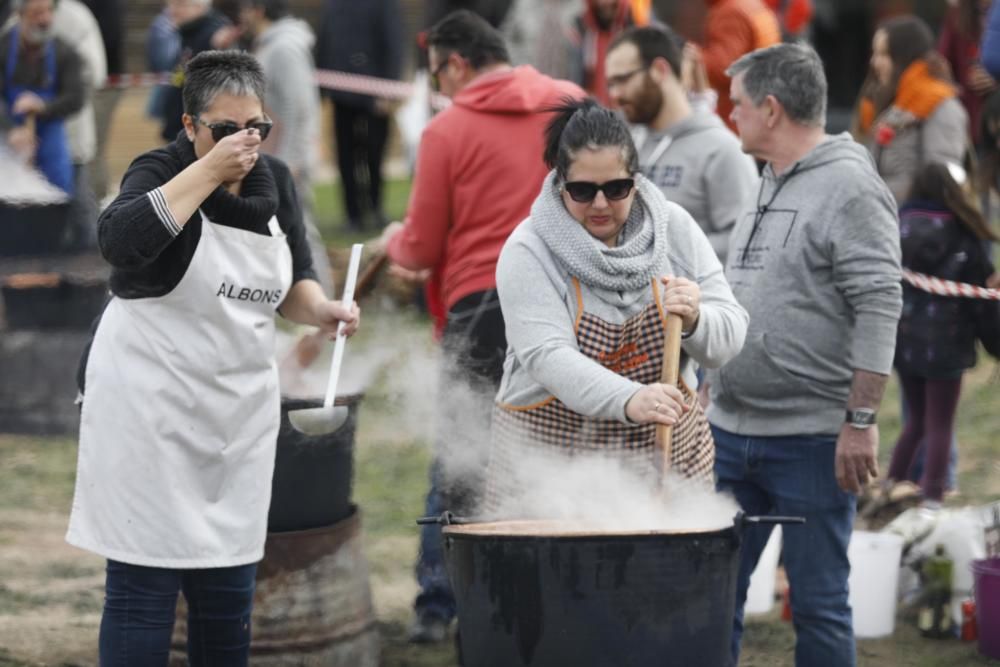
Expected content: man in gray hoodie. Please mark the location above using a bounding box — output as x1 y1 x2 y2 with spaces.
240 0 332 294
606 25 757 265
706 44 902 667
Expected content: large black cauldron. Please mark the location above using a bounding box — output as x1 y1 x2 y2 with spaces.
268 395 362 532
437 514 799 667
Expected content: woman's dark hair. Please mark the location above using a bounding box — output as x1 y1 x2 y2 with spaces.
909 162 998 241
881 15 935 78
854 14 951 128
543 97 638 180
427 9 510 70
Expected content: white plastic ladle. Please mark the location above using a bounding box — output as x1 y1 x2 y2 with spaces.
287 243 363 435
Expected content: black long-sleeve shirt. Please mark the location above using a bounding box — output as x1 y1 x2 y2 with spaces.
77 135 318 392
97 134 317 298
0 32 85 130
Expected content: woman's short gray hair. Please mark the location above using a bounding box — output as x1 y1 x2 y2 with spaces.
182 50 266 118
726 43 827 128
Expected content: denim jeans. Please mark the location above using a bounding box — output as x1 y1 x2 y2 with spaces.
99 559 257 666
712 426 856 667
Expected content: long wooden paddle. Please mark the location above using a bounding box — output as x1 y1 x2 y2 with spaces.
657 313 685 483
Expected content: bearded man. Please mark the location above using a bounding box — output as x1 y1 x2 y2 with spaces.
606 24 756 264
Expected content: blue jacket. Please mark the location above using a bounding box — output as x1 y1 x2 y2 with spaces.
981 1 1000 78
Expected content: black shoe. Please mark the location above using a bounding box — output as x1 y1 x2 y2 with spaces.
408 615 450 644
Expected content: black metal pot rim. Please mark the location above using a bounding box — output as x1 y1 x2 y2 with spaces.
281 393 365 407
442 519 735 539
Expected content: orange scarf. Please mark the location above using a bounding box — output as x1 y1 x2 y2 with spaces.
858 60 957 134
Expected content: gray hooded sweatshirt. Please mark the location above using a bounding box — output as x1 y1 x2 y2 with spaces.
633 113 759 265
707 133 902 437
496 172 748 421
254 17 321 178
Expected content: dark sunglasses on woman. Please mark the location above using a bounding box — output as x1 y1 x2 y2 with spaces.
194 116 274 143
562 178 635 203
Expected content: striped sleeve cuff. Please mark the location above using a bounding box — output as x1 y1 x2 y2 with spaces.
146 187 182 237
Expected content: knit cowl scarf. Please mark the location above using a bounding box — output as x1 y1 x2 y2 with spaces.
530 170 671 291
173 131 279 227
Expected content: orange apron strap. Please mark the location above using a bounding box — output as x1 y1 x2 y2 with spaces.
572 277 585 335
651 278 667 328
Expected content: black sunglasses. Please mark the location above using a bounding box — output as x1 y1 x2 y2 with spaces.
562 178 635 203
194 116 273 143
430 59 450 92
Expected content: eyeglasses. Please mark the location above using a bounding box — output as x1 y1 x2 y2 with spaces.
194 116 273 143
562 178 635 203
430 58 450 92
606 67 646 90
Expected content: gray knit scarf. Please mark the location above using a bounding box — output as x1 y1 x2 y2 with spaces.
530 171 671 291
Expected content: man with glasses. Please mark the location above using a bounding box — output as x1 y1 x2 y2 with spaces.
377 9 583 644
606 25 757 265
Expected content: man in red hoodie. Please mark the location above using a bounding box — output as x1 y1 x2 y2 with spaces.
379 9 583 643
700 0 781 131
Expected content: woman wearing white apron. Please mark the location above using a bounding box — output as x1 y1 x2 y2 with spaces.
66 51 359 665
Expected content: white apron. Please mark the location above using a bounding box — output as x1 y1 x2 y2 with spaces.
67 211 293 568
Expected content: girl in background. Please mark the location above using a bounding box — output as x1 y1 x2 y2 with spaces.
888 162 1000 507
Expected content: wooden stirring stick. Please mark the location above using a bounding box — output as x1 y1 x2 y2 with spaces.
657 313 685 483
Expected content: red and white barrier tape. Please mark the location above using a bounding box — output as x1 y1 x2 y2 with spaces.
902 269 1000 300
105 68 450 110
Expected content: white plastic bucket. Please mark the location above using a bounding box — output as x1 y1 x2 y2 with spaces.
848 530 904 638
745 526 782 615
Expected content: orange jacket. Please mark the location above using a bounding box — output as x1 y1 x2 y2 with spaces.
702 0 781 131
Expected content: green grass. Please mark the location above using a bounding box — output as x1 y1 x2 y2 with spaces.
0 435 77 513
312 179 412 245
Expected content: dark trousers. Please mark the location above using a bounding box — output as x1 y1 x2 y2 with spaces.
333 102 389 228
415 289 507 622
889 374 963 501
98 559 257 666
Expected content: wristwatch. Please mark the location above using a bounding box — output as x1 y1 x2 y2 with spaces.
845 408 877 430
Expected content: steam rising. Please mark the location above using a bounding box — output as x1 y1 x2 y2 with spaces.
279 308 740 532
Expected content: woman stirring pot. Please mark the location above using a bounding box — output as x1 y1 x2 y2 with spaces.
66 51 359 664
486 98 747 508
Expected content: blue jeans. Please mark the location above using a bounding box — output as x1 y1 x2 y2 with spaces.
99 559 257 666
712 426 856 667
415 461 457 622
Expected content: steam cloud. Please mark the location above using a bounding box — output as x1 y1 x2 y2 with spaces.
280 307 740 532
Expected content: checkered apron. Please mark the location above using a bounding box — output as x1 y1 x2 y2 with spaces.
485 278 715 512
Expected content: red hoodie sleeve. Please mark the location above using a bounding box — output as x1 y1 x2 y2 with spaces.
702 10 756 92
386 124 452 270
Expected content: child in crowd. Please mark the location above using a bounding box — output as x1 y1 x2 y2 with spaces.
888 161 1000 507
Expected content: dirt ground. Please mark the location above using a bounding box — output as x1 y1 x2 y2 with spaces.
2 306 1000 667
